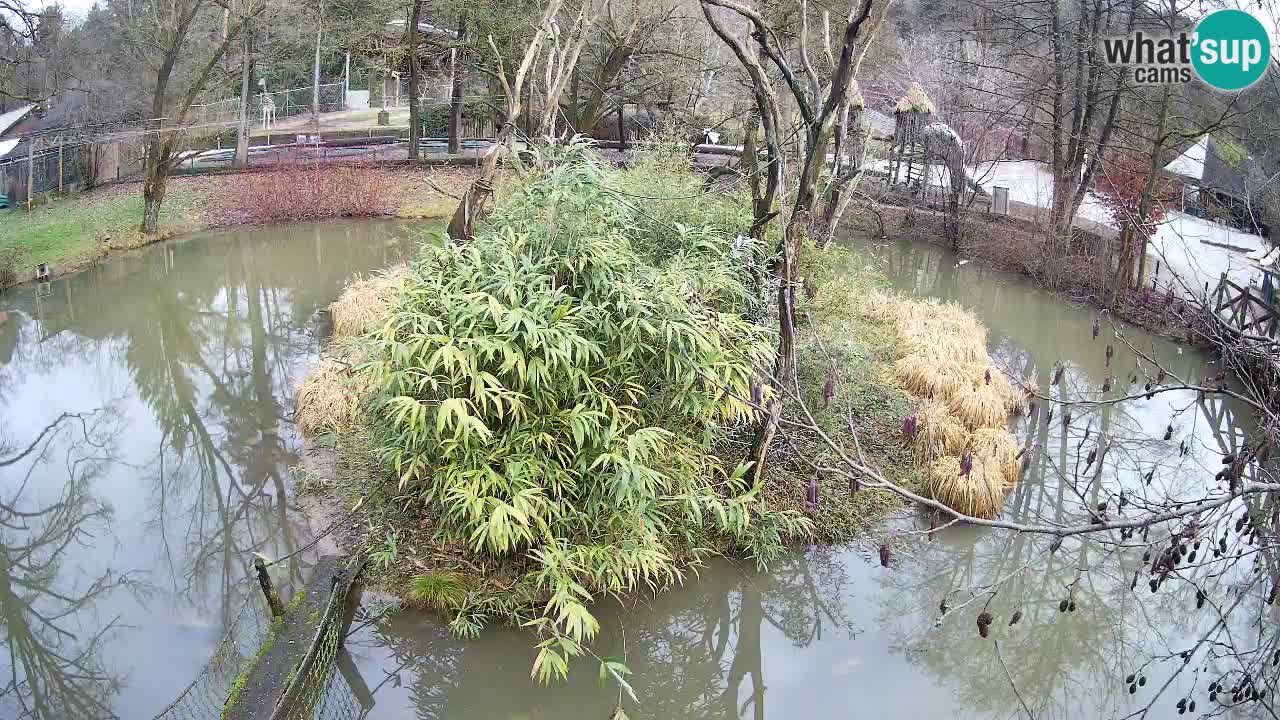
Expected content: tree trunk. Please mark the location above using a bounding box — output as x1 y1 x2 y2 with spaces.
141 156 168 235
742 108 761 226
568 65 580 132
574 42 636 137
406 0 423 160
746 212 801 483
447 18 467 155
235 30 254 169
311 0 323 136
1131 86 1173 291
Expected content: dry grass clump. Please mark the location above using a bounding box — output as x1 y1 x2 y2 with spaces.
895 82 937 115
894 356 976 400
966 428 1020 487
865 292 1026 519
331 266 407 338
926 455 1007 519
947 383 1014 429
910 400 967 459
295 347 375 437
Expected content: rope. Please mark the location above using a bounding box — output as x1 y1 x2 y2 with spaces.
262 503 361 569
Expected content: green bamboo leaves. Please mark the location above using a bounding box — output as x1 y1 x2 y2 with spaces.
363 141 809 680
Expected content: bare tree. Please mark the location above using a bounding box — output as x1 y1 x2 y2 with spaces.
117 0 265 235
446 0 593 242
700 0 884 483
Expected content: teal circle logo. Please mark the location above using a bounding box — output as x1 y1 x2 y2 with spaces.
1192 9 1271 90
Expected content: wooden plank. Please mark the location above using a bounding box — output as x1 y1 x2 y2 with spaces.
1221 278 1247 294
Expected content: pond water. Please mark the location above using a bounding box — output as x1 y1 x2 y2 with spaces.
0 223 1267 720
0 220 420 719
343 232 1266 720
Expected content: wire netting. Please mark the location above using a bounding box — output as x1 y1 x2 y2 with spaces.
151 558 368 720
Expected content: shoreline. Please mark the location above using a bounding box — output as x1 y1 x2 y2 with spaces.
0 166 474 291
845 198 1206 344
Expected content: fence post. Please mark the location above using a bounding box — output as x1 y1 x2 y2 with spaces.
26 140 34 210
57 139 64 194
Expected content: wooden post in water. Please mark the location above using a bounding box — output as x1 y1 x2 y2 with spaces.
254 556 284 616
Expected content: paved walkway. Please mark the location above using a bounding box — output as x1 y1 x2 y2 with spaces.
251 107 414 137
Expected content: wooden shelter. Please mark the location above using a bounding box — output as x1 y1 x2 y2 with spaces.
887 83 936 191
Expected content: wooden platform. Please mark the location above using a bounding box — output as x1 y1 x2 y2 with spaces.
1213 272 1280 340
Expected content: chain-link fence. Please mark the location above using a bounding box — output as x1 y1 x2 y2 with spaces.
152 556 369 720
149 590 273 720
189 83 347 128
0 140 117 207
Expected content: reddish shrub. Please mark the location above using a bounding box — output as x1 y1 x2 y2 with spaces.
1094 153 1179 239
223 162 397 225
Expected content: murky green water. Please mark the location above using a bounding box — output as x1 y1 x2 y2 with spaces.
0 220 421 719
0 224 1267 719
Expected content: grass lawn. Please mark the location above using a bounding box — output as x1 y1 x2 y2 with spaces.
0 166 472 287
0 183 208 273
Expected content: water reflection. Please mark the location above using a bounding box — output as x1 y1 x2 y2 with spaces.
0 220 422 718
855 233 1275 719
353 550 860 720
0 409 129 719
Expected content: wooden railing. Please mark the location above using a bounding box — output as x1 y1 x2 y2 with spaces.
1213 272 1280 339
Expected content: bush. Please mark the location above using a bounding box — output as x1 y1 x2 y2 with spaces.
225 163 395 225
0 243 26 288
360 142 808 678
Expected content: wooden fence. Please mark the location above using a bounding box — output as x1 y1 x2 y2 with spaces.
1213 272 1280 339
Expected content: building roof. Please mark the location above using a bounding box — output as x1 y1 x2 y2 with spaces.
0 139 19 159
1164 135 1207 181
0 104 34 137
1164 134 1263 201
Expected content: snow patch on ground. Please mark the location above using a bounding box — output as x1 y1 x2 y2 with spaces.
1149 212 1266 300
971 160 1269 299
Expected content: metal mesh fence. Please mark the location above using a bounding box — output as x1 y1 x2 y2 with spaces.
150 559 369 720
150 590 272 720
0 142 96 204
188 83 346 128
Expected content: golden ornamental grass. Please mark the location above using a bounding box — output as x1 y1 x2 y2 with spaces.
864 292 1026 518
895 355 974 400
947 383 1012 429
966 428 1020 488
295 355 374 437
926 455 1007 519
910 400 967 460
331 266 407 338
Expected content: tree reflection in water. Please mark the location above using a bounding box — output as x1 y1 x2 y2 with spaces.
352 549 855 720
0 220 422 717
0 409 133 720
857 232 1278 719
